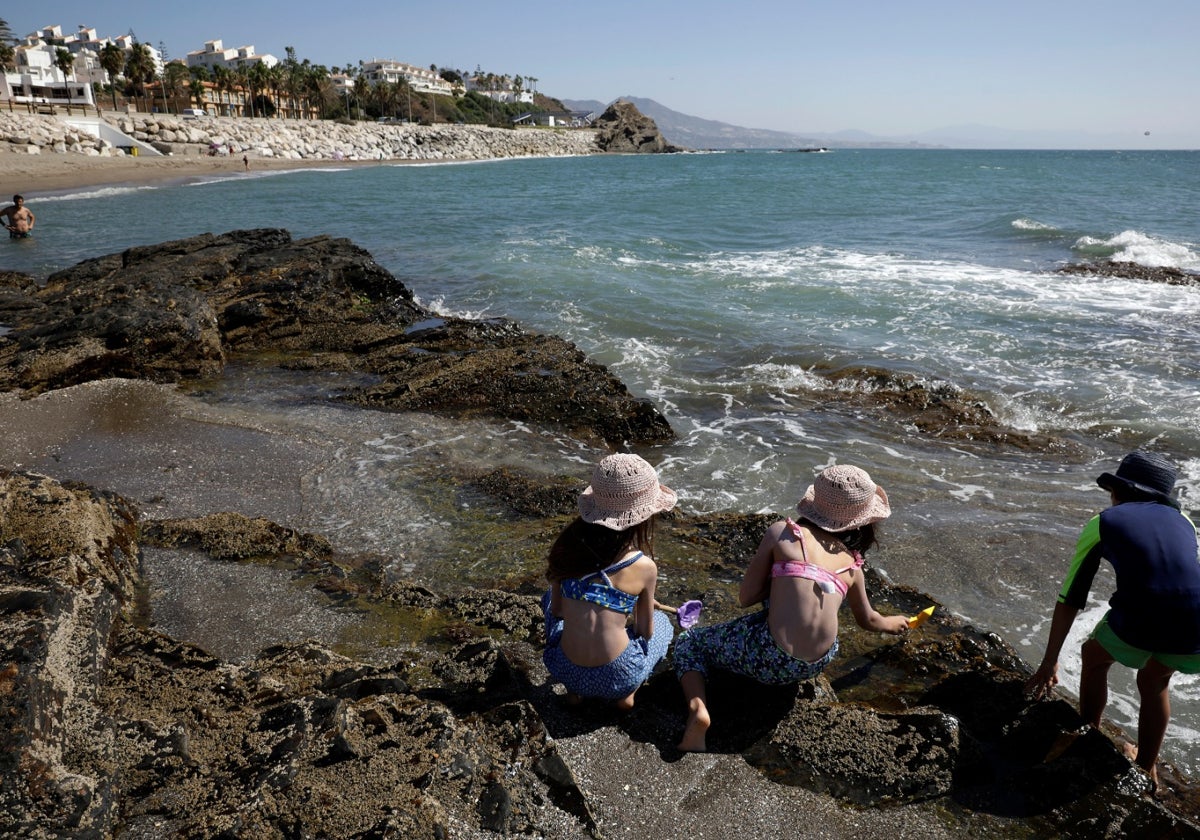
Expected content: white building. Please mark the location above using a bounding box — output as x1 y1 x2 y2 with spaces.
186 40 279 72
0 27 102 109
360 60 454 96
465 75 533 104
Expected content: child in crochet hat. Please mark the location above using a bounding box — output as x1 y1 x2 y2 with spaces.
542 453 677 709
674 464 909 751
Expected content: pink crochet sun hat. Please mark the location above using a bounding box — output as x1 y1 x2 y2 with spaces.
795 464 891 533
578 453 677 531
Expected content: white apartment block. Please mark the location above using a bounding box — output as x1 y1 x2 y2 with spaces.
186 40 279 72
360 60 454 96
465 75 533 105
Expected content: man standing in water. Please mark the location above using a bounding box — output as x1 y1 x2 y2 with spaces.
1025 451 1200 792
2 195 35 239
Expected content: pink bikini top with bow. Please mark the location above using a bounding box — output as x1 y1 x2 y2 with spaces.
770 518 864 598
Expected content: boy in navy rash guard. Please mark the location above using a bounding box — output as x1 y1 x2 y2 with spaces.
1026 451 1200 791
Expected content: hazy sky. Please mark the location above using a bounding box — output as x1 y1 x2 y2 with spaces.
10 1 1199 147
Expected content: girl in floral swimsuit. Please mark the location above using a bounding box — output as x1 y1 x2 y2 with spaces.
674 464 910 751
543 453 677 709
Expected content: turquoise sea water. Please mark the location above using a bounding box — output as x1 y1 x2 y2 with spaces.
6 148 1200 774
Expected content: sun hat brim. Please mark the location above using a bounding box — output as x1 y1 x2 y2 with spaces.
579 483 677 531
1097 472 1179 508
795 483 891 532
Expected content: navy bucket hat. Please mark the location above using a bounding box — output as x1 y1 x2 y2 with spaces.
1097 451 1180 509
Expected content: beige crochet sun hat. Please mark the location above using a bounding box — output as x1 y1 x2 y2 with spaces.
795 464 891 533
578 453 677 531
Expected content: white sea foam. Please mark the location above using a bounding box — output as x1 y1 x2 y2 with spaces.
39 184 161 202
1012 218 1057 231
1073 229 1200 269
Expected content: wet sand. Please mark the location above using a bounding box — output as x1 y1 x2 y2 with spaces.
1 148 385 196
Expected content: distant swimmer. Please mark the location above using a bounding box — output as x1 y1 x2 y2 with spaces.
1 194 35 239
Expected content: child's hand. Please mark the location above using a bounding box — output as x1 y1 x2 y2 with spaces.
883 614 911 635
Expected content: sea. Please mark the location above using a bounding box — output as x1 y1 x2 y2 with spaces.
4 147 1200 777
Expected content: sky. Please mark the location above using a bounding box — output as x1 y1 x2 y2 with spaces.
9 1 1200 148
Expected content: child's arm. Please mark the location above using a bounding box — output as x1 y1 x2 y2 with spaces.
845 570 909 634
739 521 785 607
549 581 564 618
633 558 660 639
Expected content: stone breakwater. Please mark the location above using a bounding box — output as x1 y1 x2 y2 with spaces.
0 111 601 161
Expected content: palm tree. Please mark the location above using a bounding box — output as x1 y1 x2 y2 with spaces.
54 47 76 108
248 61 271 117
164 61 189 113
266 63 284 118
99 42 124 110
235 63 254 118
211 65 230 116
124 42 154 112
0 18 16 72
188 65 210 111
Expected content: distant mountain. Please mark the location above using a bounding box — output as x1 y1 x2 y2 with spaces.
561 96 942 150
559 98 1172 150
561 97 831 150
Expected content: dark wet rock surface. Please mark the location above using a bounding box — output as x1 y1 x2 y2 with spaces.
1058 260 1200 286
3 470 1199 838
0 229 672 446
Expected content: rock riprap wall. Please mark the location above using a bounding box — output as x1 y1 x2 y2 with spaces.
0 111 600 161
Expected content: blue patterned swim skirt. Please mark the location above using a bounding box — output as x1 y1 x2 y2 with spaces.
542 590 672 700
673 609 836 685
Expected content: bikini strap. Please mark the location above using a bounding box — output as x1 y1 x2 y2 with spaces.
594 551 643 584
783 518 809 563
833 550 865 576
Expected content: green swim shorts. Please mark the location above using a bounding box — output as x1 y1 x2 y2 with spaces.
1091 613 1200 674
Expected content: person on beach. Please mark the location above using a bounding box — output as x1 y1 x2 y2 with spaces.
2 195 35 239
1025 451 1200 791
242 154 249 171
675 464 910 752
542 453 677 710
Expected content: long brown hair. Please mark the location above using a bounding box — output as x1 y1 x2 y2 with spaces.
546 516 656 582
796 519 879 557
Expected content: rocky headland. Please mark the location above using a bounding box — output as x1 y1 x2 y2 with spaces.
2 233 1199 838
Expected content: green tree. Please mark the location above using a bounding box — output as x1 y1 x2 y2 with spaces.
54 47 75 107
99 42 124 110
211 65 230 116
188 65 210 111
163 61 189 113
266 62 284 118
248 61 272 117
124 41 154 112
0 18 16 72
235 63 254 118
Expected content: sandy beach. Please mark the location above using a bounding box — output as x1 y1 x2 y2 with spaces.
1 148 379 196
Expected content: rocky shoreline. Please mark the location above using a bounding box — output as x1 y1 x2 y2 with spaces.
2 233 1200 838
0 100 679 165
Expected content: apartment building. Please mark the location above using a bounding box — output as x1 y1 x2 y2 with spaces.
186 40 279 73
359 60 454 96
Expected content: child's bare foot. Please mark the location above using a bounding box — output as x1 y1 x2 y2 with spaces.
677 699 711 752
614 692 636 712
1120 741 1160 795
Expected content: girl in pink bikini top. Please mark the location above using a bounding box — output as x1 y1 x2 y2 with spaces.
771 517 864 598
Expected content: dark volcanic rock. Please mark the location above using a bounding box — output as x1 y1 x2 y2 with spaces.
0 229 673 445
1058 260 1200 286
593 100 684 153
3 471 1200 838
